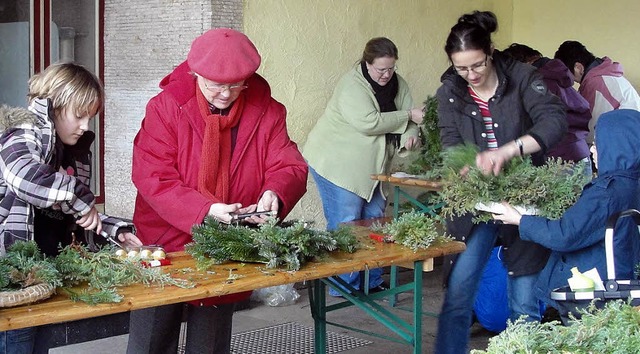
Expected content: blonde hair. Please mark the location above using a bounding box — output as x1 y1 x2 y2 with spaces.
27 62 104 118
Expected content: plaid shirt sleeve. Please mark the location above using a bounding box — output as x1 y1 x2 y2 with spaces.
99 214 136 240
0 124 95 217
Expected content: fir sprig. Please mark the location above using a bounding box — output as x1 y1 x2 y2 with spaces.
1 241 193 305
54 244 194 303
187 218 358 271
330 226 359 253
0 242 62 291
64 287 123 305
435 145 589 222
406 96 443 177
371 211 452 251
186 221 259 270
473 300 640 353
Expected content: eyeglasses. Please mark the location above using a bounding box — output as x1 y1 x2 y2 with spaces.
203 82 247 93
199 77 247 93
371 65 397 76
453 55 489 77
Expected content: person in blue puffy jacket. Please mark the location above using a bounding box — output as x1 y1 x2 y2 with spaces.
494 109 640 317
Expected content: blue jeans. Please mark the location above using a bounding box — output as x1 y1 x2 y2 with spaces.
571 156 592 179
579 156 593 179
435 223 543 353
435 223 498 354
508 272 543 323
309 167 385 295
0 328 35 354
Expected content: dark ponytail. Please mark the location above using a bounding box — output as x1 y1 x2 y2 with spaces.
444 11 497 58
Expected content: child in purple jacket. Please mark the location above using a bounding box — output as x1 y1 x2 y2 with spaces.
504 43 592 176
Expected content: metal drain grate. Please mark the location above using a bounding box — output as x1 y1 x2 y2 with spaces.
230 321 372 354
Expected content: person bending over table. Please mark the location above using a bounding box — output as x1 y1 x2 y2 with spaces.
433 10 567 354
303 37 424 296
128 28 307 354
0 63 141 353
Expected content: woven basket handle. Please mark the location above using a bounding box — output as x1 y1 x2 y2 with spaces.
604 209 640 282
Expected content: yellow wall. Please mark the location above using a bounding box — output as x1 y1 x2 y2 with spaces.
244 0 512 224
244 1 640 225
246 0 491 140
511 0 640 88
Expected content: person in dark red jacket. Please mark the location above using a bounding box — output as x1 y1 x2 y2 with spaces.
503 43 592 176
127 28 308 354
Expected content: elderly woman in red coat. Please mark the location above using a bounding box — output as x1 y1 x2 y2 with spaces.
128 28 308 354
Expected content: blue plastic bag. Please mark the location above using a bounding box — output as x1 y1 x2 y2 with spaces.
473 246 510 332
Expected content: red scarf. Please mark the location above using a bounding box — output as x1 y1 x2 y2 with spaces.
196 87 244 203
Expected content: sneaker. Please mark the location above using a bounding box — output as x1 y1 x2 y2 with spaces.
368 282 389 293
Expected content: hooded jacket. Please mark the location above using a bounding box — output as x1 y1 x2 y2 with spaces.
437 50 567 159
537 58 591 162
0 100 133 255
133 61 307 250
519 109 640 309
436 50 567 276
132 61 307 304
580 57 640 143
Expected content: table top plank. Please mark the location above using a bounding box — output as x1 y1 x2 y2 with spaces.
371 174 442 191
0 225 464 330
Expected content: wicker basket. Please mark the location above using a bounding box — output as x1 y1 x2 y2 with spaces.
550 209 640 319
0 283 55 308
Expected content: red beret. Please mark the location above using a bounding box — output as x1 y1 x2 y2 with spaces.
187 28 261 83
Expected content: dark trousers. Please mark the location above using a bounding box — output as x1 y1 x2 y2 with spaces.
126 302 235 354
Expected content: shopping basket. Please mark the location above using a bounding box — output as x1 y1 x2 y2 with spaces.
549 209 640 318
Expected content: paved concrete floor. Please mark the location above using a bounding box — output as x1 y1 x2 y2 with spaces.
49 264 494 353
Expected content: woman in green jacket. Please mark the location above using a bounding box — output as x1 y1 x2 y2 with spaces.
303 37 424 295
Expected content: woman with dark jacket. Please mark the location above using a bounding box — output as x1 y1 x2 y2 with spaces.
434 11 567 354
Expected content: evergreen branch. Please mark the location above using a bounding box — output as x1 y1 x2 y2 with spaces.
371 211 452 251
407 96 443 176
0 241 61 290
473 300 640 353
435 145 589 221
1 241 194 305
187 218 358 271
62 287 123 305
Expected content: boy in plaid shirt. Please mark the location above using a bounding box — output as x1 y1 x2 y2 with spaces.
0 62 142 353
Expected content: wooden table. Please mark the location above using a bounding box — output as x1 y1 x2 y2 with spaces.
0 224 464 353
371 174 442 219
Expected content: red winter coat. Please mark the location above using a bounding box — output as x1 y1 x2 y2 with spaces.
132 61 307 304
